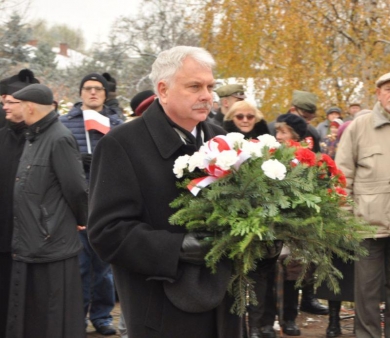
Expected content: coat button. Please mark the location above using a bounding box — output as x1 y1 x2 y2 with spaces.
15 177 19 181
27 165 31 169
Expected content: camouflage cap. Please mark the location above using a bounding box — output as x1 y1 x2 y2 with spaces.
215 84 246 99
292 90 318 113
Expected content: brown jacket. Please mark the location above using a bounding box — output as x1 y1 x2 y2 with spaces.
336 102 390 238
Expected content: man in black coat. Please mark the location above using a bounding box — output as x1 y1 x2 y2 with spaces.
7 84 88 338
0 69 39 337
88 46 242 338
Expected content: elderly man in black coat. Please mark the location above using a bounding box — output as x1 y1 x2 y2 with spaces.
88 46 242 338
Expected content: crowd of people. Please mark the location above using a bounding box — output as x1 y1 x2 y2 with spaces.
0 45 389 338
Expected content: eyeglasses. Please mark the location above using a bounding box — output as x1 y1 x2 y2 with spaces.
234 114 255 121
82 86 105 92
4 101 21 105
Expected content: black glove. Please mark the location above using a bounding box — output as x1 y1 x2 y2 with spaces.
81 153 92 171
179 232 213 265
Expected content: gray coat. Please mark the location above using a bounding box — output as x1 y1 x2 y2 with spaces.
336 102 390 238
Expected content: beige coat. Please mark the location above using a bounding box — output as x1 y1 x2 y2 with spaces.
336 102 390 238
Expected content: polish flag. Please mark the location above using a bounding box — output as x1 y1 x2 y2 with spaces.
83 110 110 135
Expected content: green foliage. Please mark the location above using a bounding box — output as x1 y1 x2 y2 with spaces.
30 42 58 70
0 12 31 71
170 137 372 315
30 19 85 51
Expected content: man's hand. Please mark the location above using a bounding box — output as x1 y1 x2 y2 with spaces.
179 232 213 265
77 225 86 231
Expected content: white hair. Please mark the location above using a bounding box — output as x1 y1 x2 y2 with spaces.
149 46 216 96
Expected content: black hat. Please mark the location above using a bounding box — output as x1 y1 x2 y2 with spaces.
102 72 116 92
292 90 317 113
0 77 10 95
276 113 307 140
79 73 109 97
130 90 155 115
13 84 53 105
1 69 40 96
325 106 342 116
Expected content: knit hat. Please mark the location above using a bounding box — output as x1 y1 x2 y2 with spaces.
79 73 109 97
13 84 53 105
291 90 317 113
130 90 156 116
1 69 40 96
330 118 343 128
276 113 307 140
325 106 342 116
215 84 246 99
102 72 116 92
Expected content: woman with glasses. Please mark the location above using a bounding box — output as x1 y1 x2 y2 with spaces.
223 100 269 137
223 100 281 338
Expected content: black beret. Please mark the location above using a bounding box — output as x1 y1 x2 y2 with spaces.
276 113 307 140
13 84 53 105
1 69 40 95
102 72 116 92
130 90 155 112
79 73 109 97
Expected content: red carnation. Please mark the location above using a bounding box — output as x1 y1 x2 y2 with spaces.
320 154 338 175
295 148 316 166
335 186 347 196
286 140 301 148
334 169 347 187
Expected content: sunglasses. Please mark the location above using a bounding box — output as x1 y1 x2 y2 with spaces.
234 114 255 121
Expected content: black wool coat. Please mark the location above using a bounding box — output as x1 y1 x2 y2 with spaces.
88 100 242 338
0 121 27 252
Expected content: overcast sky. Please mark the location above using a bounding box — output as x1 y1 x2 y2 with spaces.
13 0 141 48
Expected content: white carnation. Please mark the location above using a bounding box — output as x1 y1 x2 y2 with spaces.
257 134 281 149
215 150 239 170
241 141 264 158
225 132 245 148
188 151 207 172
173 155 190 178
261 159 286 180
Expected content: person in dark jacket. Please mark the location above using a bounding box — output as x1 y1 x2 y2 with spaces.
7 83 88 338
102 72 126 121
88 46 242 338
222 101 280 338
268 90 321 153
0 69 39 338
223 100 269 138
60 73 122 336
